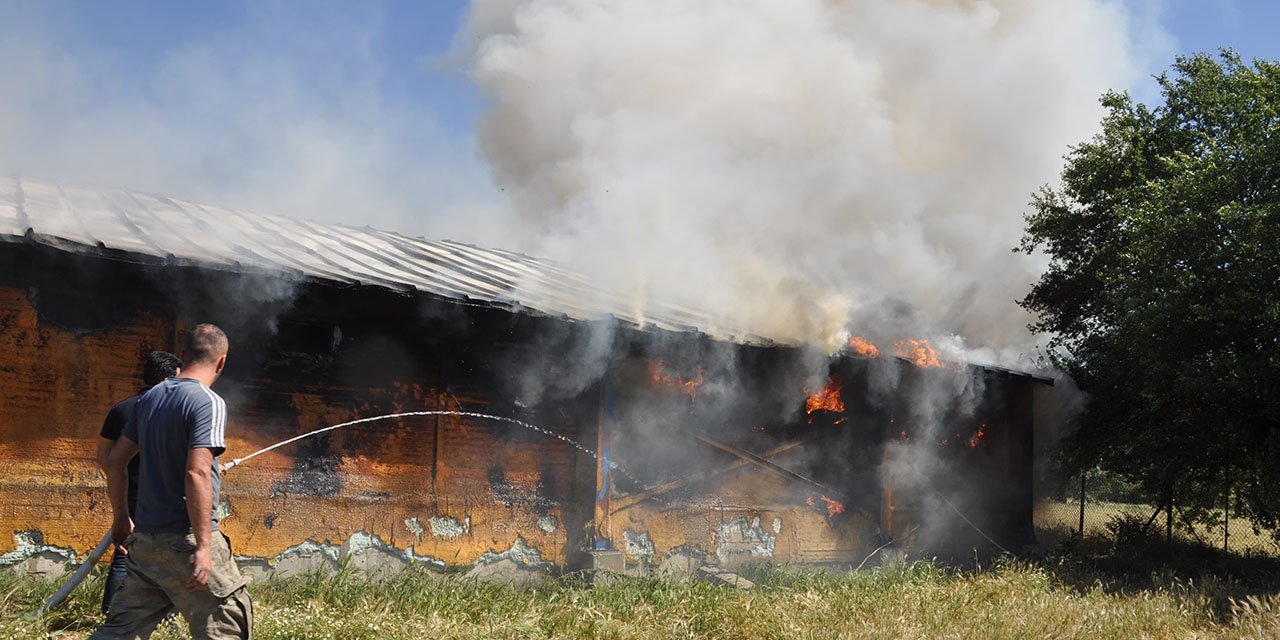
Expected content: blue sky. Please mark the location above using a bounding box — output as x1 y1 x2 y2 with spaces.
1128 0 1280 100
0 0 1276 242
30 0 1279 127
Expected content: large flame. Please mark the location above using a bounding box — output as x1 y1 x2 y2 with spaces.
647 359 706 402
804 376 845 417
848 336 880 358
894 339 943 368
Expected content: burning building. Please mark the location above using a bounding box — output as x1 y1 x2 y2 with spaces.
0 178 1049 579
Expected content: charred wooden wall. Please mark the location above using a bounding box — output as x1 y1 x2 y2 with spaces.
597 353 1039 565
0 243 1040 574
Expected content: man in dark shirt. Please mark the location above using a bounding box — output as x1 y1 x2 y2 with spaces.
90 324 251 639
95 350 182 614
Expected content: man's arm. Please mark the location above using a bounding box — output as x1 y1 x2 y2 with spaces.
98 402 128 476
95 437 115 477
105 436 139 545
184 446 215 591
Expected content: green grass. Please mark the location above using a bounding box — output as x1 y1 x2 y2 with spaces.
4 549 1280 640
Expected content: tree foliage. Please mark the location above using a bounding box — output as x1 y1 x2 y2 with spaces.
1020 52 1280 529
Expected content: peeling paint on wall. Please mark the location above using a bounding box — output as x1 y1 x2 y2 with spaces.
0 531 77 566
623 530 655 561
404 517 424 541
475 537 549 569
266 532 446 581
715 517 776 565
343 531 388 557
429 516 468 538
537 515 558 534
269 538 342 579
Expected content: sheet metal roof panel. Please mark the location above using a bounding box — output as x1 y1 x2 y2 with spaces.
377 232 520 295
2 177 710 333
105 190 219 263
231 209 420 290
55 186 154 255
328 225 504 299
210 206 366 284
114 191 253 268
21 181 101 248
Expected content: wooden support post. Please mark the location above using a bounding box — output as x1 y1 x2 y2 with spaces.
1078 472 1086 538
1166 490 1174 544
593 381 614 550
1224 462 1231 553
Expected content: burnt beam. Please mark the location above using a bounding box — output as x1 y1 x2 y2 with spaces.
692 434 841 501
610 432 822 513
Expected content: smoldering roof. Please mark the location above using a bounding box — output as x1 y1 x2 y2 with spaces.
0 176 720 338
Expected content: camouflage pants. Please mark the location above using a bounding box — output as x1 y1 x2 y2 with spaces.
90 531 252 640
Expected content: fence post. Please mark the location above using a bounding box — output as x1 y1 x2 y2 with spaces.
1166 490 1173 544
1224 463 1230 553
1078 471 1086 538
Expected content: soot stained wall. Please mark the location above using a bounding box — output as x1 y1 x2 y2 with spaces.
0 243 1039 573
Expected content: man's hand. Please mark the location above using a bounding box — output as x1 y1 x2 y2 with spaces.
111 514 133 549
187 546 212 591
105 436 138 554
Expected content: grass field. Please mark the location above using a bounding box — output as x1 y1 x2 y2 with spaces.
1036 500 1280 557
4 549 1280 640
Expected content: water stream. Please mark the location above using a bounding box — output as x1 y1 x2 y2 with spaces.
225 410 641 486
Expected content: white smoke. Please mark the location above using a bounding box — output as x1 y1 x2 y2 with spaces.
465 0 1152 357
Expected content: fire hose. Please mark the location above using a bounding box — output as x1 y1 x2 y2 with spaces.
36 410 622 616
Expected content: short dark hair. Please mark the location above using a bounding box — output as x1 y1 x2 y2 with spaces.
183 323 229 366
143 351 182 386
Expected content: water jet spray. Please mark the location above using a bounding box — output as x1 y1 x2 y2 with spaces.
36 410 630 617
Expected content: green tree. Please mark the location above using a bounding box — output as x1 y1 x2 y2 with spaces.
1020 52 1280 532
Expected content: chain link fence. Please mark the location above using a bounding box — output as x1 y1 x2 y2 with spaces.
1035 470 1280 557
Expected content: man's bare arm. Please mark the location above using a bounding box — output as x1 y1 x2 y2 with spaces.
95 437 115 477
184 447 215 590
105 437 139 545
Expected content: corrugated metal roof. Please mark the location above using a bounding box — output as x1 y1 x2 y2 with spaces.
0 177 715 335
0 178 1055 383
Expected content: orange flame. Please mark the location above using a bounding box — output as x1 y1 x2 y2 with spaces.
968 423 987 449
804 377 845 417
848 336 881 358
647 359 705 402
894 339 943 368
807 494 846 520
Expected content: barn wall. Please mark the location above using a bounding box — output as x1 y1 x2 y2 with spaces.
0 283 177 559
0 245 1042 577
0 247 598 575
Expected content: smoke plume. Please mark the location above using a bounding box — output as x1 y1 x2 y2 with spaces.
465 0 1148 357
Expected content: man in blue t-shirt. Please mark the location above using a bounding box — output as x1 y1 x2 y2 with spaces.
95 350 182 614
91 324 252 639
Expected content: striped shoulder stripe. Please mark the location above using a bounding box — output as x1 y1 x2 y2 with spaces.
197 383 227 448
214 393 226 447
